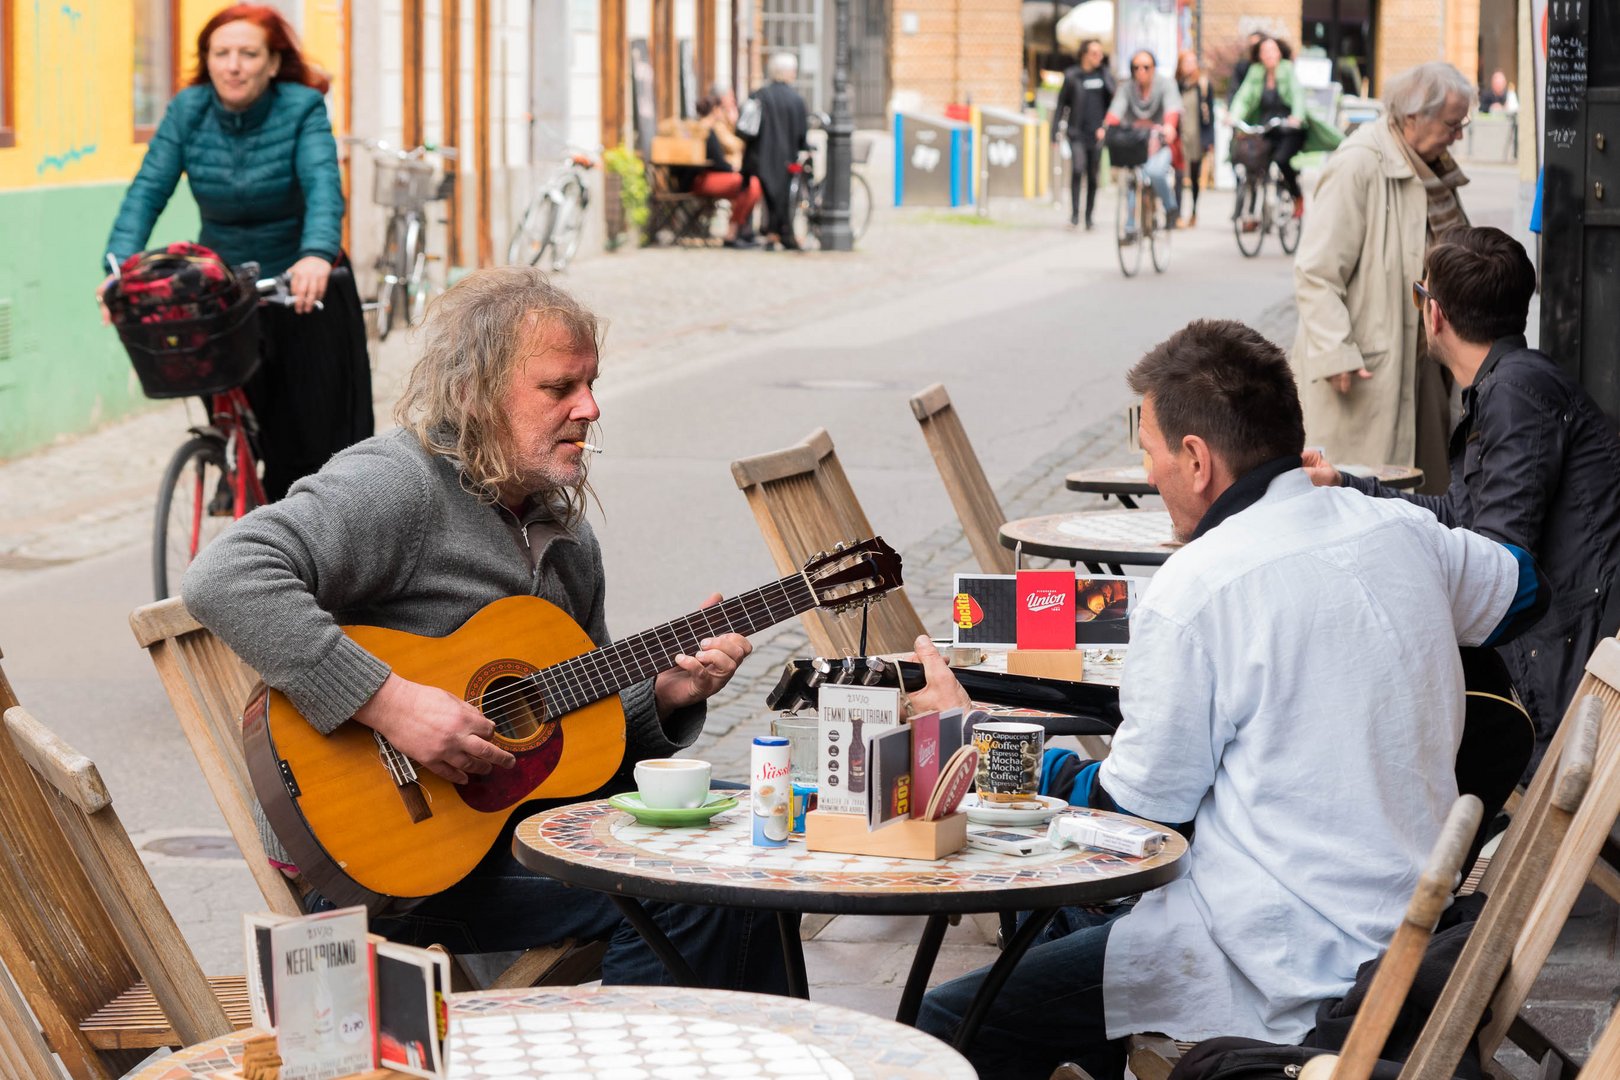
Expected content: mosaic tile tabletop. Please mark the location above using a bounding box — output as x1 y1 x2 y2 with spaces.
514 798 1186 913
130 986 973 1079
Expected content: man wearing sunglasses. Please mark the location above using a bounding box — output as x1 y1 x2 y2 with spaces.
1099 50 1180 234
1305 226 1620 779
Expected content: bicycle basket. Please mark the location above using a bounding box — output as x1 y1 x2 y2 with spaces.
1230 133 1274 174
1104 126 1152 169
373 158 439 207
115 274 262 399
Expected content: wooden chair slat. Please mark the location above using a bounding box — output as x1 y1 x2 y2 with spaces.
80 976 252 1050
731 428 928 657
0 957 64 1079
908 384 1017 575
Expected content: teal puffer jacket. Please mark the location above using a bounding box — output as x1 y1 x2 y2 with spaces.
105 82 343 277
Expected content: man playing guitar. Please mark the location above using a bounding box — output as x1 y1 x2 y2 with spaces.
184 266 785 991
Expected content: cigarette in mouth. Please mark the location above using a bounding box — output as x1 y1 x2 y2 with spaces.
572 441 604 454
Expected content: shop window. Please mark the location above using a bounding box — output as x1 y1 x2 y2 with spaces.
134 0 179 142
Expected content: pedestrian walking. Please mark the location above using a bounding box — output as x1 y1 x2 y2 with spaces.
1292 61 1475 494
102 3 372 502
741 53 809 251
1174 51 1213 227
1051 40 1115 230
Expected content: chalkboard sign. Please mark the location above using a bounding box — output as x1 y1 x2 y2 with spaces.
1544 2 1588 153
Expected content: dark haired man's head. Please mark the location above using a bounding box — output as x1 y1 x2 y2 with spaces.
1126 320 1305 540
1422 226 1536 351
1080 39 1104 68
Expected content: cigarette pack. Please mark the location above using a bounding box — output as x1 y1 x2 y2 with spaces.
1046 810 1170 858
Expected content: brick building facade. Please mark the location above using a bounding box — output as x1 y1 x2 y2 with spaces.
887 0 1025 112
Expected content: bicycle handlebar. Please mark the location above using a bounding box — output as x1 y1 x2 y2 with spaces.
342 135 459 160
1231 117 1296 135
252 266 350 311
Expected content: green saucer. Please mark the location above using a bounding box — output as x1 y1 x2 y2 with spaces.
608 791 738 827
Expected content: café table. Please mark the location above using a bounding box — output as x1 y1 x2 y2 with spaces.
127 984 975 1079
1000 508 1179 574
1065 462 1425 508
513 798 1186 1050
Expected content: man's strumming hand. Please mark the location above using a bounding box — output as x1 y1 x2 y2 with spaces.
353 673 516 785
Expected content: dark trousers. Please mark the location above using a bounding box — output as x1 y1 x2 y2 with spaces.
1177 156 1205 218
309 819 789 994
1265 128 1307 200
1068 138 1103 224
918 905 1129 1080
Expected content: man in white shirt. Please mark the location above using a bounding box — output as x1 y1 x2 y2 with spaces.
912 320 1545 1080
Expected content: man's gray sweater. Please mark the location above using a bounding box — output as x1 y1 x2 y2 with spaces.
183 427 702 866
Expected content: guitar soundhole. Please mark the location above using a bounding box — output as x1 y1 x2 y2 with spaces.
481 675 549 745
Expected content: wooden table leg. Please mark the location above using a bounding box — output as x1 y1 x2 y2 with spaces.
609 894 702 986
951 907 1059 1051
894 913 952 1026
777 910 810 999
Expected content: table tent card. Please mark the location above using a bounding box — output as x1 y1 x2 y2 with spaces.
268 907 374 1079
375 942 451 1078
953 573 1143 649
868 725 915 830
818 684 902 816
909 708 967 817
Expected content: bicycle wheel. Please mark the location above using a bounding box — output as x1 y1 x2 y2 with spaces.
1150 187 1172 273
549 178 589 271
1233 176 1266 258
790 177 819 251
153 436 232 601
404 215 428 326
1277 184 1302 255
848 172 873 240
507 194 558 267
375 214 406 340
1115 171 1143 278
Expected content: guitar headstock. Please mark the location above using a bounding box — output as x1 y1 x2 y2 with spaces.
800 537 904 614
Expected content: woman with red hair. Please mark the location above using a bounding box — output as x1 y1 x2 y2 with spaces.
104 4 371 502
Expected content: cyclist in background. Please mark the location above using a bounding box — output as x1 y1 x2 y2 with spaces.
1100 51 1180 232
1051 39 1115 230
1230 36 1343 222
102 3 371 502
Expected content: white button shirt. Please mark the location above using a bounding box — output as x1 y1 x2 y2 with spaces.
1099 470 1519 1043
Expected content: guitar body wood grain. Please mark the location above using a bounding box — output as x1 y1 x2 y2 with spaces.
256 596 627 906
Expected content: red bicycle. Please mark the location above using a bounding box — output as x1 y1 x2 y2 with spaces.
111 259 336 599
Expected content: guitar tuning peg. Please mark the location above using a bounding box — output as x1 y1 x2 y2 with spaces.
834 540 847 552
814 550 828 561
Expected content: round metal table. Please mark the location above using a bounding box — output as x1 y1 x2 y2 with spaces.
1000 508 1180 573
1065 463 1426 508
513 797 1186 1050
127 985 976 1079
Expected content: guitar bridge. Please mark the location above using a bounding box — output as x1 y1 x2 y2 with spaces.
374 731 432 823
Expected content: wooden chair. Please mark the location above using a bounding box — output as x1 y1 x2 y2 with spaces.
0 954 62 1080
908 383 1016 575
644 162 719 246
128 597 606 990
731 427 928 657
1583 993 1620 1078
1128 640 1619 1080
0 695 245 1079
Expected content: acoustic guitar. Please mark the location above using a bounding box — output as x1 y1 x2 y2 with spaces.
244 538 903 913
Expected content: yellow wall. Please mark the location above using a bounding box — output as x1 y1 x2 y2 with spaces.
0 1 348 193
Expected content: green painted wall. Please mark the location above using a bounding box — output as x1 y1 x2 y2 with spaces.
0 183 202 459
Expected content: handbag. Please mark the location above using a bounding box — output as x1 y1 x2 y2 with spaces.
737 96 763 139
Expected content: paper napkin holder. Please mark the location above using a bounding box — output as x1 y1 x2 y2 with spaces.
804 810 967 860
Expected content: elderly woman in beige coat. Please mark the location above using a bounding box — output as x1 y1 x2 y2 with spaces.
1291 63 1476 493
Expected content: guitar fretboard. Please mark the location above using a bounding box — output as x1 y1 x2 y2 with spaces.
521 573 818 718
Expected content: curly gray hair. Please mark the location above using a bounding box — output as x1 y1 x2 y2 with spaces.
1383 62 1477 123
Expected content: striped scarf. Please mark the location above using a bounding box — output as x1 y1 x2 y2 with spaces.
1393 118 1471 240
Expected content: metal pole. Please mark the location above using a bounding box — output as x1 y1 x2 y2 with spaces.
820 0 855 250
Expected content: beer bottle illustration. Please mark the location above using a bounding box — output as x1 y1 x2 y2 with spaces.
848 711 867 794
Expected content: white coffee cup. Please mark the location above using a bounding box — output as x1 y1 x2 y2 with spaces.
633 758 712 809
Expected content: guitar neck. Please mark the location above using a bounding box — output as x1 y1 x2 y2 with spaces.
532 573 819 716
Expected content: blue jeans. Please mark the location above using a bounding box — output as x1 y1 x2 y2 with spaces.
308 816 788 993
917 905 1128 1080
1127 147 1178 229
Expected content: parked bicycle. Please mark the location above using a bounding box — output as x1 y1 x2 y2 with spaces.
346 137 457 340
1230 118 1302 258
508 149 597 272
786 114 874 250
1105 128 1171 278
111 260 337 600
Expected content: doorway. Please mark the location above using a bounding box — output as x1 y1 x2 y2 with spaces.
1301 0 1375 97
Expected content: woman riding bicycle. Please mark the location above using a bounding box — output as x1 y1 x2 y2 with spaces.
1230 36 1342 222
102 4 371 502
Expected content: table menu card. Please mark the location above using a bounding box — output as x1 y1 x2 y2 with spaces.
954 572 1141 649
908 708 966 817
1016 569 1077 649
268 907 374 1080
868 725 915 830
375 942 451 1078
818 684 901 815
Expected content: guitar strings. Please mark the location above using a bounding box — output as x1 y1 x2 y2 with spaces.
466 574 816 722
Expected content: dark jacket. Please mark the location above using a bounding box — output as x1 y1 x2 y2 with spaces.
741 80 809 206
1052 63 1116 145
106 82 344 277
1344 336 1620 771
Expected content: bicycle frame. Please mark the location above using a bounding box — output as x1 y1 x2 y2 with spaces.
207 388 267 520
